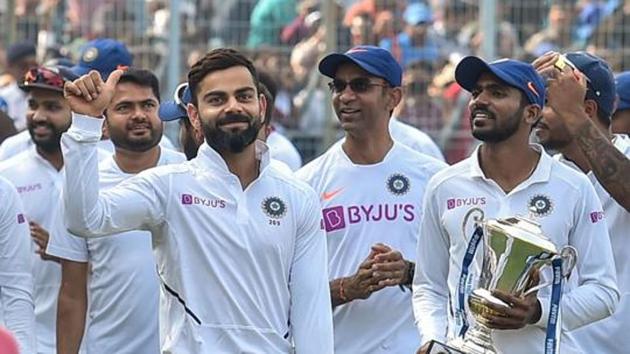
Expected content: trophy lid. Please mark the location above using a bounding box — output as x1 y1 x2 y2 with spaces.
485 216 558 254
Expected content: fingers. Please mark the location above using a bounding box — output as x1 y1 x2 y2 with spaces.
373 249 403 263
89 70 104 93
532 52 559 70
105 69 125 88
370 243 391 256
64 81 82 97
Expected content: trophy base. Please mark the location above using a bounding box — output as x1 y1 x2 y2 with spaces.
426 340 466 354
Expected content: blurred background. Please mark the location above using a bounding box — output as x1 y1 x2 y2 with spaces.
0 0 627 164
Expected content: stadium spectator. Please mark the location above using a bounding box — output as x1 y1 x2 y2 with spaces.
0 41 37 131
612 71 630 135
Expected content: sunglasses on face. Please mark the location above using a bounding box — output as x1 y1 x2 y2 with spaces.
24 67 65 90
327 77 390 93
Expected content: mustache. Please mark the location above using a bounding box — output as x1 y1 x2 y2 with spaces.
470 107 495 120
217 113 252 127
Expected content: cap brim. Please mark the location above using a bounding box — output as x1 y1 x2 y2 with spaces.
455 56 522 93
70 64 112 79
158 101 187 121
318 53 385 81
18 83 63 93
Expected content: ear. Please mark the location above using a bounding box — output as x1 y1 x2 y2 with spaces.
388 87 403 111
187 103 202 133
524 104 542 125
258 93 268 125
101 118 110 139
584 99 599 121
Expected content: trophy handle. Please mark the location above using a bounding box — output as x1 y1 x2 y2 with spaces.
522 246 578 296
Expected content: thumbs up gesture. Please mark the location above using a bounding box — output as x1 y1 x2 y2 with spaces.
63 69 124 118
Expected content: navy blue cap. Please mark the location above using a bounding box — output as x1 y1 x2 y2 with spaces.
565 51 616 118
615 71 630 112
318 45 402 87
71 38 132 79
159 82 191 122
455 56 545 108
6 41 36 65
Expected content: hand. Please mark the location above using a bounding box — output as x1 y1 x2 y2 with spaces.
64 69 124 117
29 221 60 262
531 51 560 73
371 244 408 288
343 254 380 301
416 342 430 354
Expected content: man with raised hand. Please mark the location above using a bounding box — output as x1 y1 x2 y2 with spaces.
61 48 333 353
47 68 185 354
534 51 630 353
296 45 446 354
0 65 80 353
413 56 619 354
0 176 36 354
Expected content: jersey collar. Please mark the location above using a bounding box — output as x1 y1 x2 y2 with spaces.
195 140 270 176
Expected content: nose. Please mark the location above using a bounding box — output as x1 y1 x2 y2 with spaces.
224 95 245 114
130 104 148 121
337 85 357 103
469 91 489 111
31 108 47 123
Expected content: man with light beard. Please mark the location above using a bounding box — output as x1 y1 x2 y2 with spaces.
45 68 185 354
413 56 618 354
59 49 333 353
534 52 630 353
0 65 79 353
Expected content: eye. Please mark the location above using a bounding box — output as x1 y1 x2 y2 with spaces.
143 101 157 110
207 96 224 105
115 104 130 113
237 92 254 102
471 88 481 98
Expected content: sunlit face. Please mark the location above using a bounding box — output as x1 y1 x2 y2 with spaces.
611 109 630 135
26 88 71 152
468 73 526 143
535 104 573 150
105 82 163 152
187 66 265 154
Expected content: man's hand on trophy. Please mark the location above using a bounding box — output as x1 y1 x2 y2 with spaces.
64 69 124 118
416 342 430 354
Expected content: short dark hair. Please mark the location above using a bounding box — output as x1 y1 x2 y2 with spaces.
118 68 160 102
257 70 277 100
259 83 273 126
188 48 259 105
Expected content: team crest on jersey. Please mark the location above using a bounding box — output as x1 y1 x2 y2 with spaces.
387 173 410 196
262 197 287 219
528 194 553 217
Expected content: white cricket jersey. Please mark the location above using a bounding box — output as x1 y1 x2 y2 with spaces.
60 113 334 354
412 144 619 354
0 176 36 354
267 130 302 171
0 147 69 353
389 118 445 162
560 135 630 353
296 141 446 354
0 82 28 131
46 148 185 354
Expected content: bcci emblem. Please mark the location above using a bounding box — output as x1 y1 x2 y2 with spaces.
528 194 553 217
262 197 287 219
387 173 410 196
82 47 99 62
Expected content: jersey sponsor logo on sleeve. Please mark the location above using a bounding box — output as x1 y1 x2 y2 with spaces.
321 203 416 232
17 213 25 224
589 211 604 223
181 193 226 208
262 197 287 219
528 194 553 217
447 197 486 210
387 173 410 196
322 188 343 201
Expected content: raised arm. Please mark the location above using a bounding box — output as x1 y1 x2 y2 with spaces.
289 189 334 354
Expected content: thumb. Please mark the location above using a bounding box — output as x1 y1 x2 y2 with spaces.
105 69 125 89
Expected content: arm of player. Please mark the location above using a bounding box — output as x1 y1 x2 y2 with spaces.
413 182 450 346
0 179 36 354
56 260 88 354
289 188 334 354
546 59 630 212
540 179 619 331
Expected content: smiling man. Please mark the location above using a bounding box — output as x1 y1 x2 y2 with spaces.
297 46 446 354
47 68 185 354
413 56 618 354
59 49 333 353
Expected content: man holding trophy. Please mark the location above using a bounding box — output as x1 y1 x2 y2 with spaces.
413 57 619 354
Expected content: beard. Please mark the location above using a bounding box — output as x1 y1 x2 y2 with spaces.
202 113 261 154
27 120 69 153
108 120 163 152
470 105 523 143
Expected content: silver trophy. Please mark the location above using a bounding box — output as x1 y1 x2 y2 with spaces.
428 215 577 354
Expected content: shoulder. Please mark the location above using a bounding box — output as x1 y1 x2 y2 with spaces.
425 158 472 192
295 143 339 182
0 149 33 173
266 163 318 199
548 158 595 193
159 148 187 165
393 143 447 174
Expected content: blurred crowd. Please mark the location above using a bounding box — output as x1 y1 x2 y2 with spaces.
1 0 629 163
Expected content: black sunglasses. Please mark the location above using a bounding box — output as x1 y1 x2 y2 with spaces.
328 77 390 93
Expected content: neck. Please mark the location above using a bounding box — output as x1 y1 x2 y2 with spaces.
478 138 539 193
37 147 64 171
114 145 161 174
342 128 393 165
221 143 260 189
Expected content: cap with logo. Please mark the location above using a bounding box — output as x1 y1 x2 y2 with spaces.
615 71 630 112
564 52 616 118
159 82 192 122
455 56 546 108
71 38 132 79
318 45 402 87
19 65 79 93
